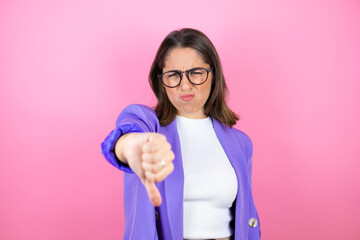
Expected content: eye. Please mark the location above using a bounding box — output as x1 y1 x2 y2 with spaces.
168 72 179 78
189 69 205 76
164 71 180 81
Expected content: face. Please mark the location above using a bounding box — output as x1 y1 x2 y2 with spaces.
162 47 212 119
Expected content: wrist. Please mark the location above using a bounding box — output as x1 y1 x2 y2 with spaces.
115 134 130 164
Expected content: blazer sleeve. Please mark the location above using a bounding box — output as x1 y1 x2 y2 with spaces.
100 104 160 173
233 128 254 187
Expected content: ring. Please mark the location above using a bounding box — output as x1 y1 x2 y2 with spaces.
160 160 166 167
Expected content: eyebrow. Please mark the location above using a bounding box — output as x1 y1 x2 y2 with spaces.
164 66 208 72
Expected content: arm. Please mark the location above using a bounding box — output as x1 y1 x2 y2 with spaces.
244 133 254 188
101 104 156 172
100 104 174 206
233 128 254 187
114 132 135 164
100 122 143 173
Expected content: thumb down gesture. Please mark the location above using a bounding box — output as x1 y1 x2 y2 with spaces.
115 132 175 206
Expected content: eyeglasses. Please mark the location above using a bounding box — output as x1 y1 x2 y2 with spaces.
158 67 212 88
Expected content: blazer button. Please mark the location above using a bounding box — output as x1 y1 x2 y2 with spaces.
248 218 258 228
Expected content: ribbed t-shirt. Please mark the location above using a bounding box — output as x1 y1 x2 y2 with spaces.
176 115 238 239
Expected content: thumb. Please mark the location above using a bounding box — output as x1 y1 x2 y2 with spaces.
142 179 162 207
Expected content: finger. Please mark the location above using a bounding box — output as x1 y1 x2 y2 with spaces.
142 134 167 153
142 150 175 172
142 179 162 206
142 145 173 164
142 161 165 174
145 162 174 182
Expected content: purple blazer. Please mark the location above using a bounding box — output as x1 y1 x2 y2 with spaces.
101 104 261 240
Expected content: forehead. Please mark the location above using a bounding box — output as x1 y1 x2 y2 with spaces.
163 47 207 71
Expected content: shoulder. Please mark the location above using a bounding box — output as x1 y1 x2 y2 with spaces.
230 127 252 146
213 118 253 151
117 104 155 119
228 126 253 157
116 104 160 132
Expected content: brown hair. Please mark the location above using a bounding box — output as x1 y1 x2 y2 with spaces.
149 28 239 127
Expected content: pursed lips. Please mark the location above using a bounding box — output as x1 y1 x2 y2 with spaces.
180 94 195 101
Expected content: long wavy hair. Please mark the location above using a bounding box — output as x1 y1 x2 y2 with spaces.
149 28 239 127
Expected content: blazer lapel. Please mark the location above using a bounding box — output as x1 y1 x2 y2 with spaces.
160 120 184 240
212 118 250 239
159 118 250 240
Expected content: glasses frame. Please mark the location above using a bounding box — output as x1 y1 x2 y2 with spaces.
158 67 213 88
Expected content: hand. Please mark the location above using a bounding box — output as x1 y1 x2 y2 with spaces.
118 133 175 206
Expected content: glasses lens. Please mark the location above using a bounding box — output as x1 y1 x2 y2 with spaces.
162 71 180 87
188 68 208 84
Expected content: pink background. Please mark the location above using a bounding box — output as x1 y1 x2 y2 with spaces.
1 0 359 239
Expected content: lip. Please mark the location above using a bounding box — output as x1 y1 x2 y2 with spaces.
180 94 195 101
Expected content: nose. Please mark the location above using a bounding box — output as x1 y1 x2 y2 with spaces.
179 72 192 91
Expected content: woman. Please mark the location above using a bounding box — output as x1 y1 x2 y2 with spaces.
101 28 261 240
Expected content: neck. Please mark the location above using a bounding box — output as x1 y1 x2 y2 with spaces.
176 111 207 119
